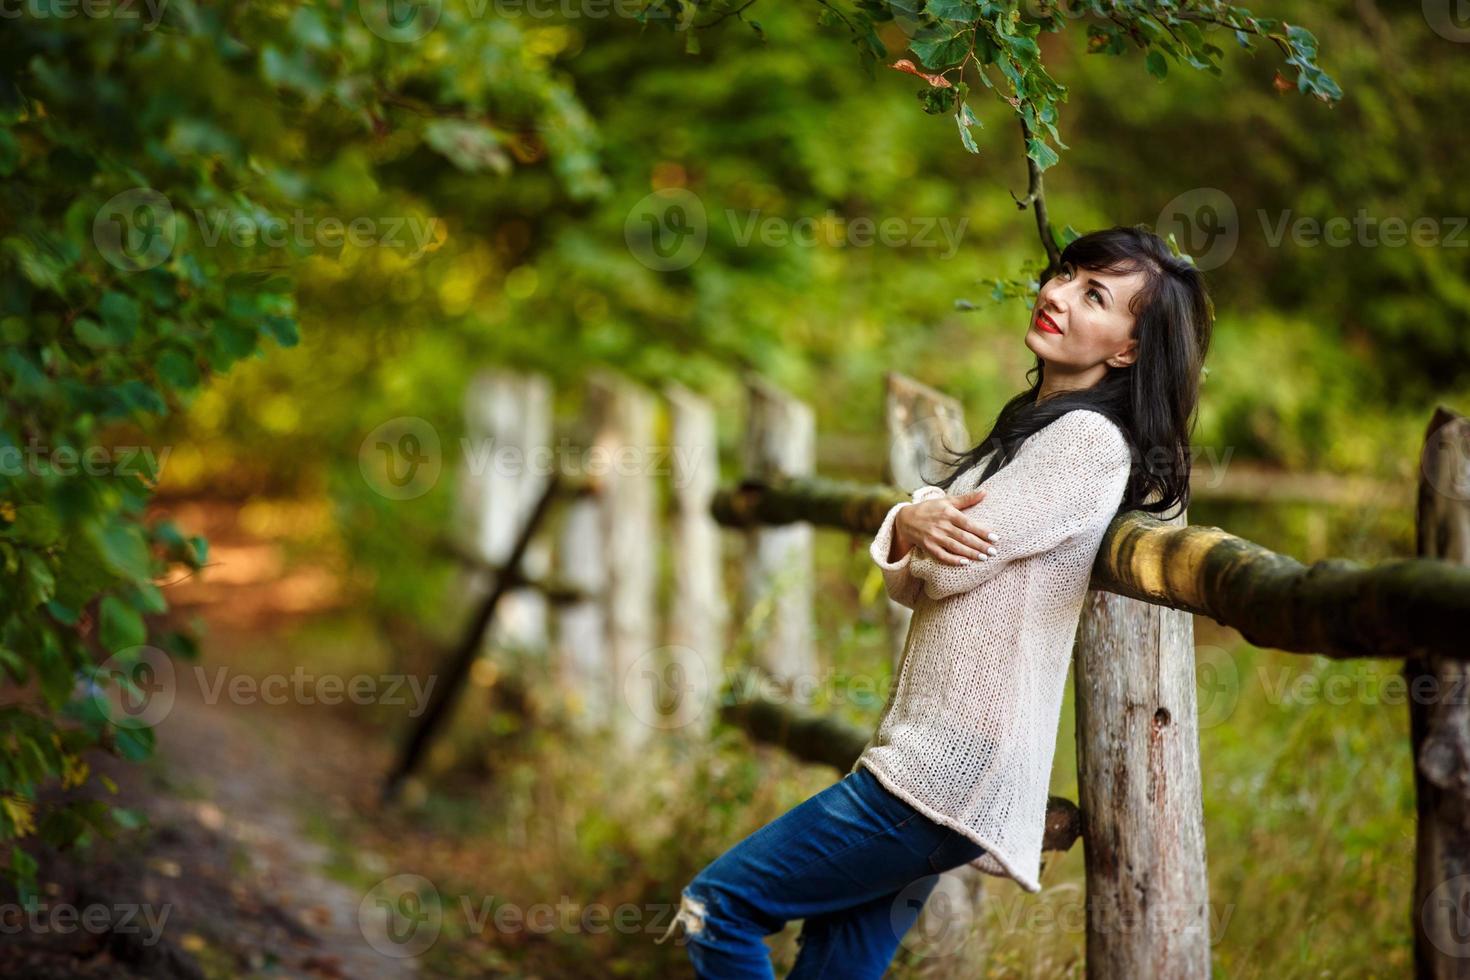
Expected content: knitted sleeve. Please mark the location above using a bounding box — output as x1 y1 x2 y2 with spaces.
907 409 1131 601
867 484 950 610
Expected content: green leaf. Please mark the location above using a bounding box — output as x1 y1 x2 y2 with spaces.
1025 136 1059 171
926 0 979 21
3 505 61 547
0 647 26 684
424 120 512 176
97 291 141 345
1145 50 1168 79
155 349 200 389
100 596 147 652
911 27 973 70
22 553 56 607
73 317 121 350
955 103 981 153
919 86 959 115
0 129 17 177
92 521 152 581
112 725 154 762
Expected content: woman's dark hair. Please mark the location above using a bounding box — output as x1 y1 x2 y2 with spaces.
930 224 1213 519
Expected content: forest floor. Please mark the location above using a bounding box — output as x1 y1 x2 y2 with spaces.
4 499 424 979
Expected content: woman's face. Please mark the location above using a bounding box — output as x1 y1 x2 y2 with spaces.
1027 260 1145 377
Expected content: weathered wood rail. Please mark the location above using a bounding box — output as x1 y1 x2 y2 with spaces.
712 476 1470 662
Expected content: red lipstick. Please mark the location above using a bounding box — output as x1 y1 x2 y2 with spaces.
1035 311 1062 335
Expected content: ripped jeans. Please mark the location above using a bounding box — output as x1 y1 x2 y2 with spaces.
656 763 987 979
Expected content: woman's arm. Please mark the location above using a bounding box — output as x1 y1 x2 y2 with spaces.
867 486 948 610
908 410 1132 600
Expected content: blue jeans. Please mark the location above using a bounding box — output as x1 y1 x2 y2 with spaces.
657 763 987 979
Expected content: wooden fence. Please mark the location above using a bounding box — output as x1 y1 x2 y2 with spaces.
384 367 1470 979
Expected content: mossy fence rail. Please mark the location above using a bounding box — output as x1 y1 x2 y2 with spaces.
382 367 1470 980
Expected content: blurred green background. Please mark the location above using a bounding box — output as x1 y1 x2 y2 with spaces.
3 0 1466 976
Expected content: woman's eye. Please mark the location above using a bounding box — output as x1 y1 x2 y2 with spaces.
1088 288 1102 304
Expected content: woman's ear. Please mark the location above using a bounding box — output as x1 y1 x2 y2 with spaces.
1108 339 1139 368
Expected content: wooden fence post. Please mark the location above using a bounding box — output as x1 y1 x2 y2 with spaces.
461 369 553 654
554 479 610 734
1409 405 1470 978
666 382 727 736
740 374 817 700
1075 504 1211 978
883 372 970 665
881 373 987 974
588 371 660 748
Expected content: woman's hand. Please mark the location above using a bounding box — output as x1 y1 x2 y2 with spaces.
894 490 999 565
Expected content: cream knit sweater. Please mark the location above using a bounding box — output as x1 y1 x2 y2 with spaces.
853 407 1133 893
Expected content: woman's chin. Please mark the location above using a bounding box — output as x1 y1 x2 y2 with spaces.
1024 331 1050 359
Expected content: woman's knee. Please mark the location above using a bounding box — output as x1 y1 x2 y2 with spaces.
658 871 776 948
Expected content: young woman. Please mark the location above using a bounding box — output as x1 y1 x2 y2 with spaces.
658 226 1213 979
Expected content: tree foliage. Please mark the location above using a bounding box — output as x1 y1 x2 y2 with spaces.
0 2 598 896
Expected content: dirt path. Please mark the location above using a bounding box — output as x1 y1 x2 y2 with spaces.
146 673 420 980
7 496 429 979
